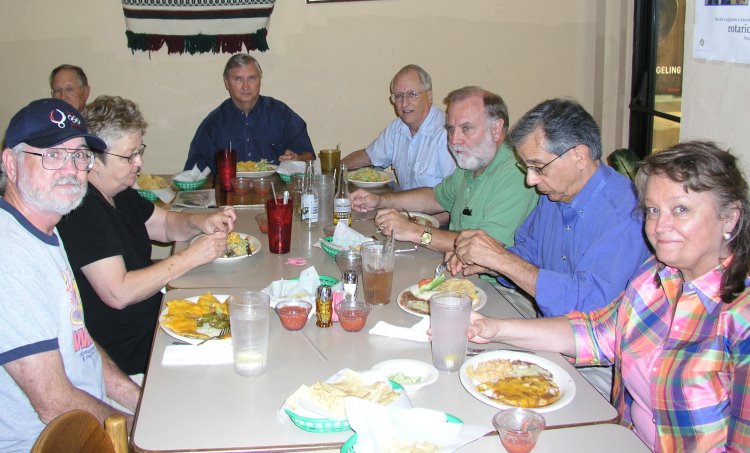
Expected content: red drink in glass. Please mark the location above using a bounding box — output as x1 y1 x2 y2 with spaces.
265 198 293 254
216 149 236 192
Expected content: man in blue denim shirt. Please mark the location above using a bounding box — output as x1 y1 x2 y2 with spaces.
184 54 314 173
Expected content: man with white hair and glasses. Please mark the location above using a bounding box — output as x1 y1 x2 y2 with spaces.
342 64 455 190
0 98 140 451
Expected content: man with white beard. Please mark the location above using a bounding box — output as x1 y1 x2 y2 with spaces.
350 86 537 253
0 99 140 452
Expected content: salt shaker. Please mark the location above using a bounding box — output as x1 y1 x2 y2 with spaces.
315 285 333 328
342 270 358 297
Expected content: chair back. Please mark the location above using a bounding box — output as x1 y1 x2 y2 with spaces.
31 409 128 453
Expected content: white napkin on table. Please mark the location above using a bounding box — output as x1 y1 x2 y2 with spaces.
276 160 306 176
173 164 211 182
261 266 343 317
344 399 487 453
162 339 233 366
331 221 370 249
369 317 430 342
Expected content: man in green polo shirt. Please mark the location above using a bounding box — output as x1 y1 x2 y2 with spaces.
350 86 537 253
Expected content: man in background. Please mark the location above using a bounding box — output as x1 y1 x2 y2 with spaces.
342 64 455 190
50 64 90 111
184 53 315 173
0 99 140 451
351 86 537 254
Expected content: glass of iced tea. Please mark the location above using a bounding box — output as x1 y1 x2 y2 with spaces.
360 240 394 305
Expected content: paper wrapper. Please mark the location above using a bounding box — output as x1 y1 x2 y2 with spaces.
276 160 307 176
344 399 487 453
331 221 370 250
261 266 342 317
368 317 430 342
173 164 211 182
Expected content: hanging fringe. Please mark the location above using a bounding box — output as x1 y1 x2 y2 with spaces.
125 29 268 55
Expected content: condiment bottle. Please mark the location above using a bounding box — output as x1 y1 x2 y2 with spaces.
301 161 319 230
342 270 358 297
333 163 352 226
315 285 333 328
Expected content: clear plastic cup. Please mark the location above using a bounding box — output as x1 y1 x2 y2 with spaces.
492 408 546 453
228 291 270 377
429 292 472 371
360 240 394 305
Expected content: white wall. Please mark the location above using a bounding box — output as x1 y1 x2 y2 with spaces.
0 0 631 173
682 0 750 177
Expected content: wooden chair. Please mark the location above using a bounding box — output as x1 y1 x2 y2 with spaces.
31 410 129 453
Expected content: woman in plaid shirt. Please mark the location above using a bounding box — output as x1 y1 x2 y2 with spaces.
469 141 750 452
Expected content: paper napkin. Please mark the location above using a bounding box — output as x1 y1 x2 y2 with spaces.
173 164 211 182
331 221 370 249
368 317 430 342
261 266 343 317
276 160 306 176
162 339 233 366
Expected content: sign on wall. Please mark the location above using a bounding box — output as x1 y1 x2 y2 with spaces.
121 0 275 55
694 0 750 64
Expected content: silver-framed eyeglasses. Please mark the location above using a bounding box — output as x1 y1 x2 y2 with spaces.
389 90 428 103
104 143 146 164
23 147 95 171
517 145 576 176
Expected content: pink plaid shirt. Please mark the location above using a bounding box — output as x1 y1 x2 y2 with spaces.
568 255 750 452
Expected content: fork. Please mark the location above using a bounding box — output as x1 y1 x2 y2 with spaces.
196 327 229 345
434 252 454 278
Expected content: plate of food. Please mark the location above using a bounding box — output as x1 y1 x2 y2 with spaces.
459 350 576 413
397 277 486 317
370 359 439 394
283 368 409 432
191 232 261 261
159 293 231 344
349 168 393 188
402 211 439 228
236 159 277 178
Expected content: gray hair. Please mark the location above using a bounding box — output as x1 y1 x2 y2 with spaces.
508 98 602 160
0 143 25 192
390 64 432 92
83 96 148 162
223 53 263 79
49 64 88 88
445 86 509 134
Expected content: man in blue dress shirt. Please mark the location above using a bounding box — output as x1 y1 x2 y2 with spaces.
342 64 455 190
450 99 651 396
184 54 315 173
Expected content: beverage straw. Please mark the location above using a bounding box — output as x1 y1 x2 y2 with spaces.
271 181 278 204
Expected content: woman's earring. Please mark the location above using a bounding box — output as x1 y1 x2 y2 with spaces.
723 232 732 241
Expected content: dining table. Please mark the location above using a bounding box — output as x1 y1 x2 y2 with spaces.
131 183 619 453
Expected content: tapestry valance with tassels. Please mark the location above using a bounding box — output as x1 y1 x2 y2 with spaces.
121 0 275 55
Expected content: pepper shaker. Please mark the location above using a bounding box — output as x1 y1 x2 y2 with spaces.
315 285 333 328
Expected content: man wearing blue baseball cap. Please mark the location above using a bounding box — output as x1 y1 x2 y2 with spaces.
0 99 139 451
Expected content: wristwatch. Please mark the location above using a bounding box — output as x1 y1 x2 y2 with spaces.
419 225 433 246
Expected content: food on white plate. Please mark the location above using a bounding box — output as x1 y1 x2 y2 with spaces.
160 293 229 339
137 174 168 190
236 159 275 172
350 167 390 182
465 358 561 408
398 277 480 316
225 232 252 257
286 369 399 419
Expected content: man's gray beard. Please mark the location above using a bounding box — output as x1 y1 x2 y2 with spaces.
17 169 86 216
450 139 496 172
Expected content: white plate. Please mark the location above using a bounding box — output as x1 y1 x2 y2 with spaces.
236 168 276 178
371 359 439 393
191 232 261 262
402 211 439 228
397 284 487 318
159 294 229 345
459 350 576 413
349 170 393 188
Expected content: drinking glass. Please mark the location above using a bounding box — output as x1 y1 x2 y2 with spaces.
430 292 472 371
216 149 236 192
360 240 394 305
228 291 270 377
318 149 340 176
265 198 293 254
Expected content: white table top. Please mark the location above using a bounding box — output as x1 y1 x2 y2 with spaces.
457 424 650 452
132 211 617 452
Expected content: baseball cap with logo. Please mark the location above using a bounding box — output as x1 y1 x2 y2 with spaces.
4 98 106 151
